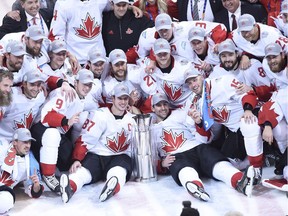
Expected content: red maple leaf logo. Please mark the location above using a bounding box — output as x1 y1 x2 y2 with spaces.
163 81 183 101
161 129 186 153
74 13 101 40
258 101 279 126
212 106 230 123
106 129 130 153
13 109 33 129
0 170 15 187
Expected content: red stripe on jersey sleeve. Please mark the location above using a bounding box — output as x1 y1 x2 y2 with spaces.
73 136 88 161
42 109 66 127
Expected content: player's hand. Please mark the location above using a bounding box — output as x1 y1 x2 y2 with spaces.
236 83 253 95
188 107 202 124
242 110 257 124
240 55 251 70
199 60 213 72
68 112 80 127
30 168 41 192
67 52 80 75
130 5 143 18
161 154 176 168
262 125 274 144
145 60 156 74
6 10 20 21
61 81 76 102
129 89 140 105
69 161 82 173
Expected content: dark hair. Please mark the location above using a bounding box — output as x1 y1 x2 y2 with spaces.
0 69 14 82
180 201 200 216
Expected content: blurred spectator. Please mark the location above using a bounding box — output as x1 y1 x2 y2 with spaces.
133 0 168 21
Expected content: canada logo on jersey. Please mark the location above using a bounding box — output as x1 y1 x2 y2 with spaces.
212 106 230 123
161 129 186 153
106 129 130 153
74 13 101 40
13 110 33 129
0 171 14 187
163 81 183 101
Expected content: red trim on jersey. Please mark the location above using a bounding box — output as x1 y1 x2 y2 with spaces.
126 46 139 64
40 163 56 176
241 90 258 109
210 24 227 44
70 180 77 193
47 76 61 90
253 84 276 102
73 136 88 161
42 109 66 127
248 154 263 168
258 101 279 128
195 124 211 140
231 172 243 189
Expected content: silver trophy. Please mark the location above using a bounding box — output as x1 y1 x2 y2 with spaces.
132 114 157 182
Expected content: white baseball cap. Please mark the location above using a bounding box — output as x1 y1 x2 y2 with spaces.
188 27 206 42
13 128 36 142
25 26 46 40
23 69 47 83
152 93 169 106
153 38 171 55
218 39 236 54
6 41 26 56
109 49 127 65
49 40 67 53
155 13 172 32
265 43 282 57
238 14 256 32
113 0 129 4
75 69 94 84
281 1 288 14
184 68 201 83
88 48 107 64
112 83 130 98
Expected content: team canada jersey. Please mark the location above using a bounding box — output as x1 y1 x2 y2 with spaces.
151 109 212 157
40 88 85 134
273 15 288 37
210 59 271 86
48 0 109 64
0 87 46 141
136 20 226 60
262 59 288 90
258 86 288 128
84 78 104 110
140 56 194 107
73 108 136 161
103 64 144 104
230 23 286 57
207 75 257 132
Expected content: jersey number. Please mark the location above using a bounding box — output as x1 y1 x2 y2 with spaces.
82 119 95 131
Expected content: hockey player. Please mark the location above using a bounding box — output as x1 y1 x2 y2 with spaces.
139 38 195 110
185 67 263 185
0 128 43 215
103 49 143 111
0 69 46 141
30 69 94 193
59 83 136 203
230 14 287 69
258 86 288 192
262 43 288 91
0 70 13 120
188 26 219 76
151 93 256 201
272 1 288 37
48 0 142 65
210 39 272 101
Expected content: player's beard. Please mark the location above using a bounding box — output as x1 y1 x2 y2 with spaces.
221 56 240 71
26 46 41 57
0 90 12 106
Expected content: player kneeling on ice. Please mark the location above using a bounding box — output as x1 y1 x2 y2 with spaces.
151 93 256 201
60 83 136 203
0 128 43 215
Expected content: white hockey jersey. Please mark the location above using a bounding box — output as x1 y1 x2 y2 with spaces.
73 108 136 161
230 23 286 57
140 56 194 108
0 87 46 141
151 109 212 157
40 88 85 134
207 75 257 132
273 15 288 37
48 0 109 64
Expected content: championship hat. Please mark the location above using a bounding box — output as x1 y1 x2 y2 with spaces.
113 0 129 3
25 25 46 40
75 69 94 84
6 41 26 56
152 93 169 106
184 67 201 83
49 40 67 53
23 69 47 83
264 43 282 57
112 83 130 97
188 27 206 42
13 128 36 142
238 14 255 32
153 38 171 55
155 13 172 31
281 1 288 14
109 49 127 65
88 48 107 64
218 39 236 54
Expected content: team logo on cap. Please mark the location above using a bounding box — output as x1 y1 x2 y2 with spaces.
241 21 246 26
96 53 101 57
116 54 121 58
159 44 164 48
283 4 288 9
37 30 42 35
160 20 166 24
120 87 126 91
193 31 198 35
223 45 228 49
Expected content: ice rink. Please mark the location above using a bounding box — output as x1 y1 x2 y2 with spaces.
10 167 288 216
